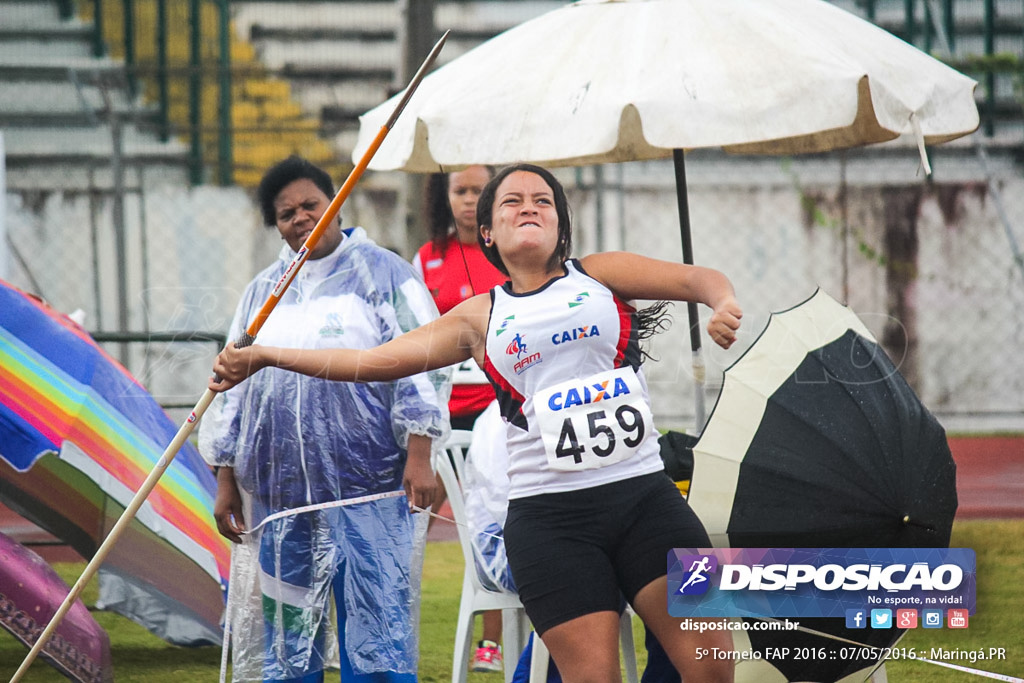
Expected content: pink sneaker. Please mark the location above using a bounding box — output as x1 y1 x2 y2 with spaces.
471 640 503 673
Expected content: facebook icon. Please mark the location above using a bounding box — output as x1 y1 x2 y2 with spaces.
846 609 867 629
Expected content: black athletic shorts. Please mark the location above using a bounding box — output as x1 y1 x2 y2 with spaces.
503 471 711 635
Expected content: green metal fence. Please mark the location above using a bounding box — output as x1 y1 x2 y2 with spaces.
80 0 233 185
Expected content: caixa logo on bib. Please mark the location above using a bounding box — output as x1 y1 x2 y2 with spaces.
546 374 632 410
667 548 976 618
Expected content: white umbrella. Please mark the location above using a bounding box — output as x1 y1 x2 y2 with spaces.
354 0 979 422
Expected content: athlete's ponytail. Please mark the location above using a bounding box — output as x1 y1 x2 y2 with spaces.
635 300 673 361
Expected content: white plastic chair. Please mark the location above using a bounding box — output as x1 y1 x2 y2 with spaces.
437 430 638 683
437 429 529 683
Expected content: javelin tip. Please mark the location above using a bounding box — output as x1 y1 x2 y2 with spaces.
384 29 450 130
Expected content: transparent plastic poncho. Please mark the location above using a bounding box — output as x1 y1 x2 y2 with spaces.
463 401 516 593
199 229 450 681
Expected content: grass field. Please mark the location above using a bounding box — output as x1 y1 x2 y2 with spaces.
2 519 1021 682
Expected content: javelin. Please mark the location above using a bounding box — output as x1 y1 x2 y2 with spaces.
9 30 449 683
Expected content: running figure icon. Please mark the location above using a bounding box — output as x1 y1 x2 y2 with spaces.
679 556 712 593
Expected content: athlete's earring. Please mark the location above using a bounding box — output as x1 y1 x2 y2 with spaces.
483 235 493 246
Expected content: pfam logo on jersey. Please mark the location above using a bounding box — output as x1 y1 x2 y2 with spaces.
667 548 975 619
506 332 542 375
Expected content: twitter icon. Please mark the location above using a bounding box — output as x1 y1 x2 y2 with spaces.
870 609 893 628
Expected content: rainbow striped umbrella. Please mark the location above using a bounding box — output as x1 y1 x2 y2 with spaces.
0 279 229 646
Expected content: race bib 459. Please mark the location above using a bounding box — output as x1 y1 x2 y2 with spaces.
535 367 653 472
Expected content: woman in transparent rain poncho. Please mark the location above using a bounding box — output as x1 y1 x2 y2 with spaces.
199 156 450 683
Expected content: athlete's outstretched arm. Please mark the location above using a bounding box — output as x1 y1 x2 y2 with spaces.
209 295 488 391
579 252 742 349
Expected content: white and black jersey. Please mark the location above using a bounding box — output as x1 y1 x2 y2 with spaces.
483 259 665 499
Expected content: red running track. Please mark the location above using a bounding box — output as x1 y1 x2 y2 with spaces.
948 435 1024 520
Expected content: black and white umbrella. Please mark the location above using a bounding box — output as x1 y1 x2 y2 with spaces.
685 288 957 682
686 288 957 548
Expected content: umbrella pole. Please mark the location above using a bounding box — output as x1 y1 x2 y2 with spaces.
8 31 449 683
672 149 707 430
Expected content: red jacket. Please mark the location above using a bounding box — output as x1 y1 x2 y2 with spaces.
414 238 506 418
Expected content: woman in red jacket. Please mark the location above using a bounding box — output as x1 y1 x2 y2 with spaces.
413 165 505 423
